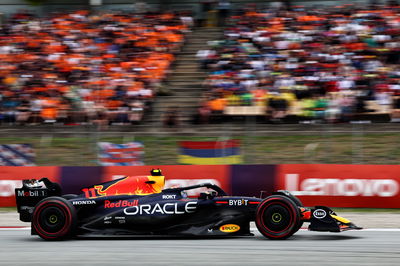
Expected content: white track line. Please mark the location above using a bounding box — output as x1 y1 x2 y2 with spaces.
0 227 30 231
356 228 400 232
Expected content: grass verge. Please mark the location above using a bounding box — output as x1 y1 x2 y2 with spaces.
0 133 400 165
0 207 17 212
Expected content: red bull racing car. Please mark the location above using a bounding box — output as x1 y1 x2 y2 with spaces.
15 169 361 241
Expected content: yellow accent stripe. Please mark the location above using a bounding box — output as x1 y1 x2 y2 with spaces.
178 155 242 165
331 214 351 224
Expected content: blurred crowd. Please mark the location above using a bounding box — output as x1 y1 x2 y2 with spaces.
197 2 400 123
0 10 187 126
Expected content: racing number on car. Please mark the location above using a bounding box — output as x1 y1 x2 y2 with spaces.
82 188 97 198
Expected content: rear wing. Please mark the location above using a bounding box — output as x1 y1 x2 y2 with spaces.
15 178 62 222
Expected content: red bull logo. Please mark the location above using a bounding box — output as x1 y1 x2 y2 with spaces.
92 175 165 197
104 200 138 209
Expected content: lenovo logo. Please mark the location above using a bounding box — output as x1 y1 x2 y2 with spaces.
285 174 399 197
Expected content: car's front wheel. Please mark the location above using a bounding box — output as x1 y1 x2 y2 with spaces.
255 195 301 240
32 197 77 241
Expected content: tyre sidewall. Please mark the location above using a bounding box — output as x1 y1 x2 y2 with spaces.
32 197 76 240
256 195 301 240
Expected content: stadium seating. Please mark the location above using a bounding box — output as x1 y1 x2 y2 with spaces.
0 10 187 126
197 4 399 124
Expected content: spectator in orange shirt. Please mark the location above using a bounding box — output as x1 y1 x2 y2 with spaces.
0 10 190 126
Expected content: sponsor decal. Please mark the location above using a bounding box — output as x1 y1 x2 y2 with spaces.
72 200 96 205
20 206 34 213
124 202 197 216
103 216 112 224
162 195 176 199
219 224 240 233
216 199 259 205
313 209 327 219
16 190 47 197
229 199 249 206
93 175 159 197
114 217 126 224
104 199 139 208
285 174 399 197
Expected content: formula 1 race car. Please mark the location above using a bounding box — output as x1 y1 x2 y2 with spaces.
15 169 361 241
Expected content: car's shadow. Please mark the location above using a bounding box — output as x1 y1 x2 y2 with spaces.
254 234 362 241
75 235 249 241
21 233 362 242
19 233 251 242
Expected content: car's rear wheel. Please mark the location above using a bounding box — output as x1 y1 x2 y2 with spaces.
256 195 301 240
32 197 77 241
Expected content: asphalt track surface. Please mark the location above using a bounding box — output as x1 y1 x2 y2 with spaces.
1 229 399 266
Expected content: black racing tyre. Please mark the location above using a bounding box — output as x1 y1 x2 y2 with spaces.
273 191 304 233
32 196 77 241
292 197 304 233
256 195 301 240
289 195 303 208
283 193 304 233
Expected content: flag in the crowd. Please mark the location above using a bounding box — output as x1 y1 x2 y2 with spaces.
178 139 242 165
98 142 144 166
0 144 36 166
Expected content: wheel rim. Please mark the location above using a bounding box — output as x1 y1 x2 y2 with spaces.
38 206 66 234
272 213 282 223
262 203 292 233
49 215 58 224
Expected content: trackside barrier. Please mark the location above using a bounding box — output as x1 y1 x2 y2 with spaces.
0 165 399 208
276 164 400 208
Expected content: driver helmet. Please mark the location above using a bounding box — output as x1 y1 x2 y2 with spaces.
150 169 163 176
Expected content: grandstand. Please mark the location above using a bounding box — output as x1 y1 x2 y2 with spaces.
0 7 186 127
148 27 223 126
0 0 400 166
196 1 400 124
0 0 400 130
